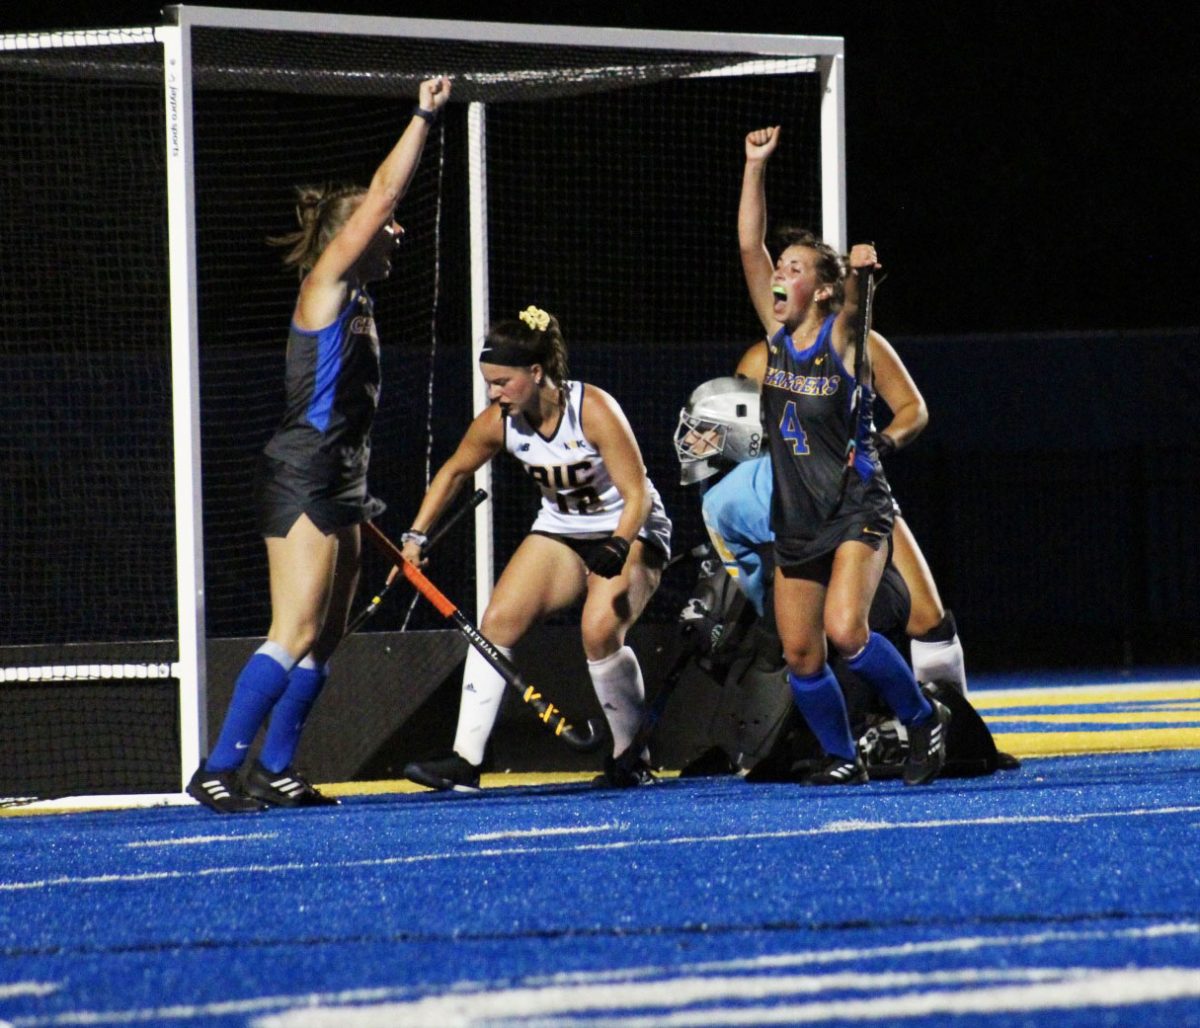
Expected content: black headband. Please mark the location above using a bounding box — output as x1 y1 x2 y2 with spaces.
478 341 540 367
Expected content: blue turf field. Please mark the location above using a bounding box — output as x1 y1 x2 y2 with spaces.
3 677 1200 1027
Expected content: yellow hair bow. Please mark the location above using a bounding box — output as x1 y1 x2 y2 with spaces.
519 305 550 332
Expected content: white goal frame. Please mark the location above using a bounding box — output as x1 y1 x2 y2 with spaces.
4 7 845 809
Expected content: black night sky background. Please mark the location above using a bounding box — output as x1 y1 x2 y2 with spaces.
4 0 1196 337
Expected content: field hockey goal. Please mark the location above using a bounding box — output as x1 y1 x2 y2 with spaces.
0 7 844 808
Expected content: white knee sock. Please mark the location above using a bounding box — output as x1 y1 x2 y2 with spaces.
587 645 646 756
452 645 511 766
910 635 967 695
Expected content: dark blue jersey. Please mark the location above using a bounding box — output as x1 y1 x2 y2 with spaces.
264 288 381 480
761 315 893 564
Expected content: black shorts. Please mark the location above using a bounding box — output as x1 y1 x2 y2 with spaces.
774 509 894 585
530 530 669 569
256 456 386 538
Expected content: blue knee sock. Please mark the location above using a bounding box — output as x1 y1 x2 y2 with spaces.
205 643 294 772
788 666 856 761
846 631 933 725
259 659 329 773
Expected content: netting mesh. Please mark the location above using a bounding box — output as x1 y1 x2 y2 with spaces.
188 27 823 632
192 87 469 635
0 19 828 800
0 38 179 802
190 28 766 101
0 677 180 804
0 61 173 648
478 72 822 619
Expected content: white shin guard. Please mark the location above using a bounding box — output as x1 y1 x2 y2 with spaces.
910 635 967 695
587 645 646 756
452 645 511 766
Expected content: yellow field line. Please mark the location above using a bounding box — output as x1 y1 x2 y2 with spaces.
985 711 1200 724
972 682 1200 709
990 727 1200 757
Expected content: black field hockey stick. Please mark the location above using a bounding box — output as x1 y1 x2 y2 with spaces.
362 519 605 753
340 488 487 643
611 630 692 776
611 542 715 775
840 265 877 493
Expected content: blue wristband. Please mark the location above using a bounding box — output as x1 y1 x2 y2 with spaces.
412 106 437 124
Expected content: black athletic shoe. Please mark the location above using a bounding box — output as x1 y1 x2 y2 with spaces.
187 766 268 814
403 753 482 793
591 754 658 789
804 754 869 785
242 762 339 808
903 698 952 786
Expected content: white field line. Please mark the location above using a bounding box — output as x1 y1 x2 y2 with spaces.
124 833 279 848
254 966 1200 1027
8 922 1200 1027
4 804 1199 894
465 823 624 842
0 982 59 1000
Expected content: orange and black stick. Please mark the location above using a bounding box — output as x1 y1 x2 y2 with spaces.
341 489 488 640
362 519 604 753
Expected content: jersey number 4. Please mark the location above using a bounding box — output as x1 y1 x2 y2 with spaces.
778 400 810 456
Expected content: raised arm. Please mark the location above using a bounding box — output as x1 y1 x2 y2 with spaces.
399 401 501 565
738 126 782 335
581 386 653 545
869 330 928 453
830 242 881 359
298 76 451 327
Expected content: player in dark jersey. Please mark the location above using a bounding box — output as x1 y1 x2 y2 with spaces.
187 76 452 814
738 123 950 786
732 340 967 693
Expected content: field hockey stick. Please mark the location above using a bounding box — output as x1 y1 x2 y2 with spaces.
840 264 877 491
612 628 694 775
612 542 726 774
342 488 488 640
361 520 605 753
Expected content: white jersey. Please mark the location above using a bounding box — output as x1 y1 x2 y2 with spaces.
504 380 672 557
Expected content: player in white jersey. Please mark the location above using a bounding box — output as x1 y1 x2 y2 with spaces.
398 306 672 791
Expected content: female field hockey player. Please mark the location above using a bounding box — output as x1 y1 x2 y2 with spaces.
188 77 452 814
723 337 968 693
738 124 950 786
398 306 672 791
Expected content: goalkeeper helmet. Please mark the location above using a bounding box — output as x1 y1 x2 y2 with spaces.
674 376 764 485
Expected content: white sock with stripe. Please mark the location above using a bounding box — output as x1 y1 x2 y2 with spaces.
587 645 646 757
452 645 511 766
